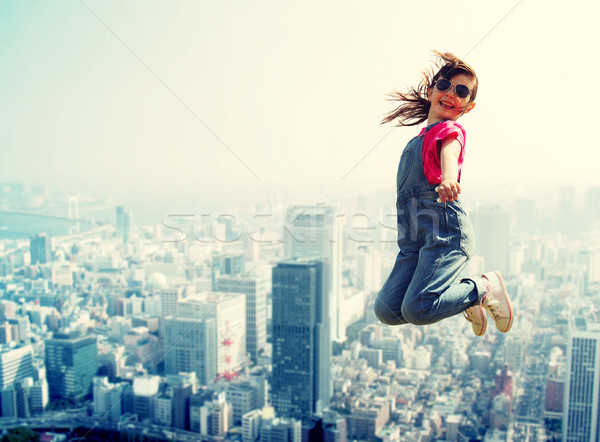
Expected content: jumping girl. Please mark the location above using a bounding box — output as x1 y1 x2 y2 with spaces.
374 51 513 336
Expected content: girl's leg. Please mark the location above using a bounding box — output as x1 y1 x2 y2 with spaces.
400 241 483 325
400 200 487 325
374 249 419 325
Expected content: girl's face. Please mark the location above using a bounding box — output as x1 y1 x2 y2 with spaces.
427 73 476 124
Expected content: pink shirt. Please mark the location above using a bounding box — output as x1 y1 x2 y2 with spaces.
419 120 466 185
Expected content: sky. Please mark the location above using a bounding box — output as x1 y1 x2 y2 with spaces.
1 1 599 220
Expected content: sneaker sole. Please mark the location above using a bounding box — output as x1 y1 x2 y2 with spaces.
485 271 513 333
474 305 487 336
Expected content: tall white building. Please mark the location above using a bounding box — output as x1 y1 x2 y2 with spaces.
177 292 246 379
215 274 268 363
563 320 600 441
163 315 217 385
356 246 382 294
577 247 600 285
284 205 344 342
472 206 510 275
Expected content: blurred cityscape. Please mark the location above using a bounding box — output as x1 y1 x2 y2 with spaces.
0 182 599 441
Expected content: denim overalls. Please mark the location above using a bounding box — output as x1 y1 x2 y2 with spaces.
374 121 486 326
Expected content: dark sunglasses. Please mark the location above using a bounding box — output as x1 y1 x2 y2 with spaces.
434 78 471 99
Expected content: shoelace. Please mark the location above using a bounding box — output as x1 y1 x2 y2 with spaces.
484 301 504 321
463 308 482 324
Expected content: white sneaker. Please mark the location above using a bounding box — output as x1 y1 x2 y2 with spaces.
463 304 487 336
481 271 514 333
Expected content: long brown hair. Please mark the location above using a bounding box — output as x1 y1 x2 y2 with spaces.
381 51 478 126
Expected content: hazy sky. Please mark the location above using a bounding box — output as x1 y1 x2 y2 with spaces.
1 1 598 215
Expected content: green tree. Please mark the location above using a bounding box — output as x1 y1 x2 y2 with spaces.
1 427 40 442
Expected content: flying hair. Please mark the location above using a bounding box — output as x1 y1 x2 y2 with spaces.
381 51 478 127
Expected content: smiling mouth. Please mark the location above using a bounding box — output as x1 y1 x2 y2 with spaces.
440 101 454 110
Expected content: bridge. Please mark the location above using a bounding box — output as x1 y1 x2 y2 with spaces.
0 210 107 226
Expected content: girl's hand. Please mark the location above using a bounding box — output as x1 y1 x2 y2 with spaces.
436 179 461 203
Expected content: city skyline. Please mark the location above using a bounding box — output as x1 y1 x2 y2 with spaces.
0 176 598 439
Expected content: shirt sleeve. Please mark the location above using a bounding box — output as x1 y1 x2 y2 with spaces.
422 120 467 184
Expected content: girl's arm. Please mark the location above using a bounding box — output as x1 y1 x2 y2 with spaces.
437 138 462 203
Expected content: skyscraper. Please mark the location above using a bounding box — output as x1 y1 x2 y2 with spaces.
45 333 97 402
472 206 510 275
356 246 382 294
215 274 268 363
271 259 331 420
558 186 579 234
563 320 600 441
284 205 344 342
177 292 246 380
116 206 134 242
29 233 51 265
585 186 600 230
163 315 217 385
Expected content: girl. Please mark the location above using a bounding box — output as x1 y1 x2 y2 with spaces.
374 51 513 336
